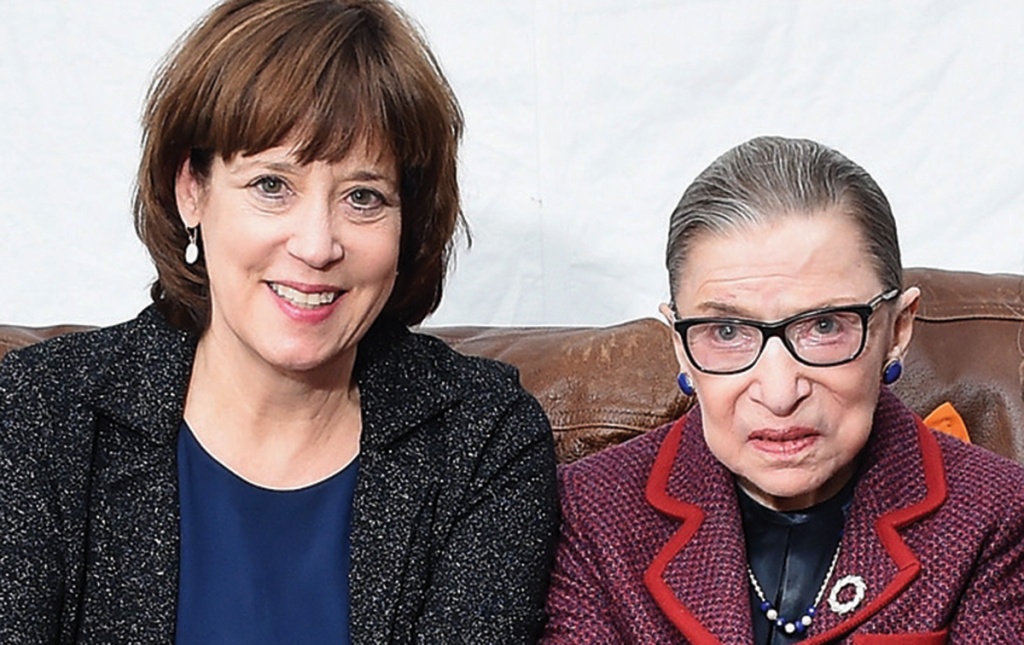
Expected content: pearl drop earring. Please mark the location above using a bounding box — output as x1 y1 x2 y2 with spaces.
184 226 199 265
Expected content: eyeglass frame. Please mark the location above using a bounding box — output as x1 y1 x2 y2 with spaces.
672 288 901 375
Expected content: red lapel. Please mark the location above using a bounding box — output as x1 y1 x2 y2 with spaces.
643 416 717 643
804 415 948 643
643 415 752 644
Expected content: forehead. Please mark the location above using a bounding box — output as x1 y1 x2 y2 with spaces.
675 212 883 318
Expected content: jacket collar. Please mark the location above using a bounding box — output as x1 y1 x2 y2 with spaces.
354 318 472 450
643 388 948 643
91 305 196 446
89 309 462 450
643 401 754 643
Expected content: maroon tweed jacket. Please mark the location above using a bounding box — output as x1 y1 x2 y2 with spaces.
541 388 1024 644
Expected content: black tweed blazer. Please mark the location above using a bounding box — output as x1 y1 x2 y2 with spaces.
0 306 559 643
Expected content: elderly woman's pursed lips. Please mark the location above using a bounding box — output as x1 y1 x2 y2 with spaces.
747 426 822 457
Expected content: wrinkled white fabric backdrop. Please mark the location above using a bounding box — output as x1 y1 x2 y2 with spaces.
2 1 1022 327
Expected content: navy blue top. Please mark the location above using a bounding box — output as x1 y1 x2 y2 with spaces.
739 477 855 645
175 422 358 644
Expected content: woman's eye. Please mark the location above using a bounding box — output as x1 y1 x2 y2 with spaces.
810 316 843 336
346 188 384 210
253 176 287 196
713 324 740 342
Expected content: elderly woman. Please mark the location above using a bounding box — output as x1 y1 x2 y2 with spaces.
0 0 558 641
542 137 1024 643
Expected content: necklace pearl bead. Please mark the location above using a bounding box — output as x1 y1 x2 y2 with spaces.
747 540 842 637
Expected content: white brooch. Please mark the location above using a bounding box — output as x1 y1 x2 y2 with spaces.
827 574 867 615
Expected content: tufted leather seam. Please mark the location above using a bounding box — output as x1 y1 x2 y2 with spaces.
916 309 1024 322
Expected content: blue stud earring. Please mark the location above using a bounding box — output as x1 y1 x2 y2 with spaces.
882 359 903 385
677 373 695 396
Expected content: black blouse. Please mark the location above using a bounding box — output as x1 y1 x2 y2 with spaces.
738 478 855 644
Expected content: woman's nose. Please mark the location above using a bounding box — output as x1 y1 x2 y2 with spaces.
746 337 811 416
285 201 344 268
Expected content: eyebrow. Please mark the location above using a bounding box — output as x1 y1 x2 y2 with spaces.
263 160 303 174
226 156 299 175
230 158 396 185
692 298 865 320
343 169 395 184
693 301 753 317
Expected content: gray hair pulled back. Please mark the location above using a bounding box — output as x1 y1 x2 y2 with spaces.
666 136 902 301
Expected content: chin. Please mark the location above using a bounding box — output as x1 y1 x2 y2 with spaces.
748 472 825 506
260 342 345 374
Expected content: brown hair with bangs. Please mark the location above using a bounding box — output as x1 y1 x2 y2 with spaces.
134 0 464 333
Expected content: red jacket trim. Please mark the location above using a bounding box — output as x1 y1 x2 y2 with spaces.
805 416 948 643
643 416 718 643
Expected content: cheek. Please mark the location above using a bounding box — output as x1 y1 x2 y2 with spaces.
352 220 401 277
203 221 271 287
692 373 743 415
199 213 285 314
828 371 881 445
702 423 740 469
693 378 747 453
830 346 886 408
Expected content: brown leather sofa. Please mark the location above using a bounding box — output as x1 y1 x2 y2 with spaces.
2 268 1023 465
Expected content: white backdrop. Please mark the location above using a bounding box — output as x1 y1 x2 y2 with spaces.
3 1 1022 327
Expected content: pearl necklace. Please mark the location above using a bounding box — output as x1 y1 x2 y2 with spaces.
746 542 841 636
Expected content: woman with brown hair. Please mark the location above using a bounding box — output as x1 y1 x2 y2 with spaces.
0 1 558 641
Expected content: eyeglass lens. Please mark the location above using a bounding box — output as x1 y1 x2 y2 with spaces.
685 309 866 373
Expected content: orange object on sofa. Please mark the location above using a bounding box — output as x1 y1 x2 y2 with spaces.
923 401 970 443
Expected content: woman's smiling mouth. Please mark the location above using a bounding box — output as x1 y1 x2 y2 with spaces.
268 282 342 308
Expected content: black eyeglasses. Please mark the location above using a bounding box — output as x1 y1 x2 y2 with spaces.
672 289 900 375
